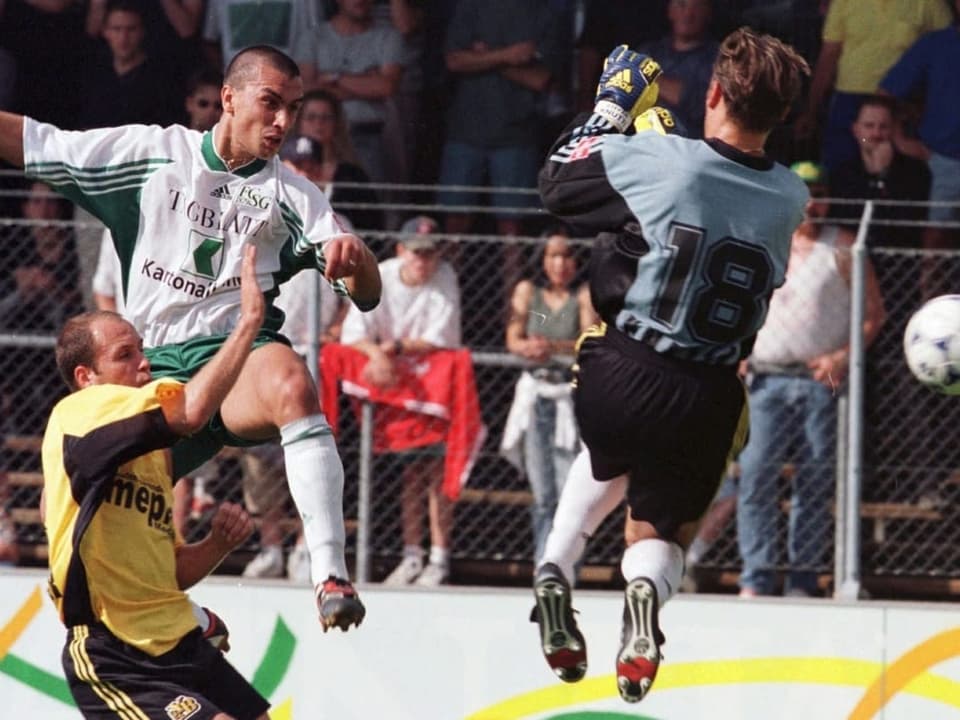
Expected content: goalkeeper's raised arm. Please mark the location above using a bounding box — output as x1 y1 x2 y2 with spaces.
592 45 662 133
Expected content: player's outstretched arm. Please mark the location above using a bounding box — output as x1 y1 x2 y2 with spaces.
176 502 255 589
326 235 381 311
166 244 265 435
0 111 25 168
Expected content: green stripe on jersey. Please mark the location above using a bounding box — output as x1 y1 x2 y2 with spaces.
27 159 172 193
279 200 310 256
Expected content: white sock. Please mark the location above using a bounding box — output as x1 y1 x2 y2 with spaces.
281 414 347 584
403 544 425 561
685 536 710 565
621 538 685 608
539 448 627 583
429 545 449 568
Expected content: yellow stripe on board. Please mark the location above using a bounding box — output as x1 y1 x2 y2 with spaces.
0 585 43 660
465 655 960 720
269 697 293 720
848 627 960 719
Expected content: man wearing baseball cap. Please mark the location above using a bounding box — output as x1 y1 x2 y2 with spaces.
340 214 463 586
280 134 325 182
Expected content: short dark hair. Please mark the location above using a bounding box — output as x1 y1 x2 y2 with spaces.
186 66 224 97
55 311 122 390
105 0 146 20
713 27 810 133
539 220 573 239
225 45 300 88
302 89 343 117
857 94 896 120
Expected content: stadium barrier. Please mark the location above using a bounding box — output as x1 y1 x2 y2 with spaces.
1 178 959 599
2 568 960 718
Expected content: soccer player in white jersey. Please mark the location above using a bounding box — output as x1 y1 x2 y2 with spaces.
531 30 810 703
0 45 381 632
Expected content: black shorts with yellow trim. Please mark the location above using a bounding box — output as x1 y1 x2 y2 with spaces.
573 324 748 539
146 329 292 477
62 624 269 720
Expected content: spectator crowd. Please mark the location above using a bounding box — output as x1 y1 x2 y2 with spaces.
1 0 958 593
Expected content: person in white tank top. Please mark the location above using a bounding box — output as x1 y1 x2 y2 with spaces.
735 161 886 597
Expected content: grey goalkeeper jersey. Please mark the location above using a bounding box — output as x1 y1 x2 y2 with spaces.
540 115 809 365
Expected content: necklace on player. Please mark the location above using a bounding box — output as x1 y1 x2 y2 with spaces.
225 155 249 170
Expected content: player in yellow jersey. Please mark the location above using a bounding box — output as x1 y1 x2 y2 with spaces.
42 245 270 720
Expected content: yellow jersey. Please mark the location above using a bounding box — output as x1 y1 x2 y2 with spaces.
42 379 197 656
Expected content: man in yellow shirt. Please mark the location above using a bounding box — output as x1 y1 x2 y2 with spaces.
795 0 952 171
42 245 271 720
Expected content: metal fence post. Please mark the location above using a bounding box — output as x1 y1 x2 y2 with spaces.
833 393 848 597
837 200 873 600
355 400 374 583
305 272 320 385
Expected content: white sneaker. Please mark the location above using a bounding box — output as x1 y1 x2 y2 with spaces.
413 562 449 587
286 542 311 584
242 546 284 578
383 555 423 585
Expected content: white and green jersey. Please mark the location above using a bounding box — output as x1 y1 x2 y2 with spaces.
23 119 351 347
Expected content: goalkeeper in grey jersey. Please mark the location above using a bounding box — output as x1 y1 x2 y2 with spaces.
530 29 811 703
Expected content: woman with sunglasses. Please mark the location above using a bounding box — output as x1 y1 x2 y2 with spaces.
296 89 384 237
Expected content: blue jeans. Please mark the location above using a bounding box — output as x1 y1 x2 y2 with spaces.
437 141 540 219
927 152 960 222
525 396 576 563
736 374 837 595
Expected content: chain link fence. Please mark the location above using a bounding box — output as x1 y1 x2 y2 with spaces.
2 183 959 597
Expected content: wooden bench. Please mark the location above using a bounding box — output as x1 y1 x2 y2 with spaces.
859 502 943 543
460 486 944 546
779 499 943 544
458 488 533 506
6 471 42 487
2 435 43 454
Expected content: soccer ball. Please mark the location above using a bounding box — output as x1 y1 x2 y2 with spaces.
903 294 960 395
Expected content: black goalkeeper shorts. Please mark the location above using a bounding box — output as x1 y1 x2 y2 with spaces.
573 325 748 539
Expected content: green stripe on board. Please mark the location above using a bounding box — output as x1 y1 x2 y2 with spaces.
0 653 74 706
547 713 661 720
1 616 295 707
251 616 297 698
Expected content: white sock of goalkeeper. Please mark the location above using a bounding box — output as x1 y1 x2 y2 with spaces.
539 447 626 583
281 414 348 584
620 538 685 608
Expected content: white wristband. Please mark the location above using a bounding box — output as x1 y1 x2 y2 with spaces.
190 600 211 632
593 100 632 132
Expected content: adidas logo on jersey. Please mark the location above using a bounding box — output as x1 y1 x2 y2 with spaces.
210 184 232 199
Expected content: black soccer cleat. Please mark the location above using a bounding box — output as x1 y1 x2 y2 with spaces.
317 576 366 632
616 577 666 703
530 562 587 682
